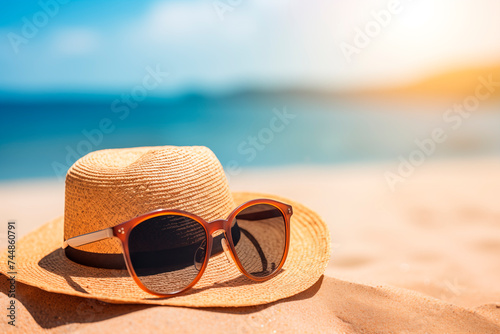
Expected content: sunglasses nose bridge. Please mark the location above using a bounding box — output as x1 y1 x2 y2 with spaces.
209 228 234 265
207 219 227 232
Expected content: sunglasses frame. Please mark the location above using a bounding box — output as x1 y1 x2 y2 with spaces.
64 198 292 297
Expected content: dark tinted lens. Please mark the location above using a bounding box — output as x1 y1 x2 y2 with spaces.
231 204 286 277
128 214 207 294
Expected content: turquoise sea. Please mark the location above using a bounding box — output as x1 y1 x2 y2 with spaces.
1 92 499 181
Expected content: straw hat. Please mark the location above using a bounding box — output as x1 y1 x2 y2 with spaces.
1 146 330 307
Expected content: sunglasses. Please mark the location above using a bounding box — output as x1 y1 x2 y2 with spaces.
63 199 292 296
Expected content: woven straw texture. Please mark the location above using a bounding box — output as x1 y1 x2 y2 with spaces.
0 146 331 307
64 146 235 254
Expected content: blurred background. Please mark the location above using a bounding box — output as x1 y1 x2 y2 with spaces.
0 0 499 180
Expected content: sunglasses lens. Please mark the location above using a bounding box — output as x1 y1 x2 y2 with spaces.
128 214 207 294
231 204 287 278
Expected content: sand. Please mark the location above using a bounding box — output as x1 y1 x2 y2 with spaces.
1 158 500 333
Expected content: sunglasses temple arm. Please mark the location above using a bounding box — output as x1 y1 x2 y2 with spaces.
62 228 114 249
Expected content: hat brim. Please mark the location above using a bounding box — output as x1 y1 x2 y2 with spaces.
1 192 330 307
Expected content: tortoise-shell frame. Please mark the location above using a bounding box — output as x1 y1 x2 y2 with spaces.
63 199 292 297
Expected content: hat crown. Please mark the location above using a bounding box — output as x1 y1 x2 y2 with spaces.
64 146 235 254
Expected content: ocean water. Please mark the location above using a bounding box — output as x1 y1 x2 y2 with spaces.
1 92 499 181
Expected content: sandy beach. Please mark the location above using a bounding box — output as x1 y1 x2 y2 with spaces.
1 158 500 332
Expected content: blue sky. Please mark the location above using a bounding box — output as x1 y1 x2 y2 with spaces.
1 0 500 96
